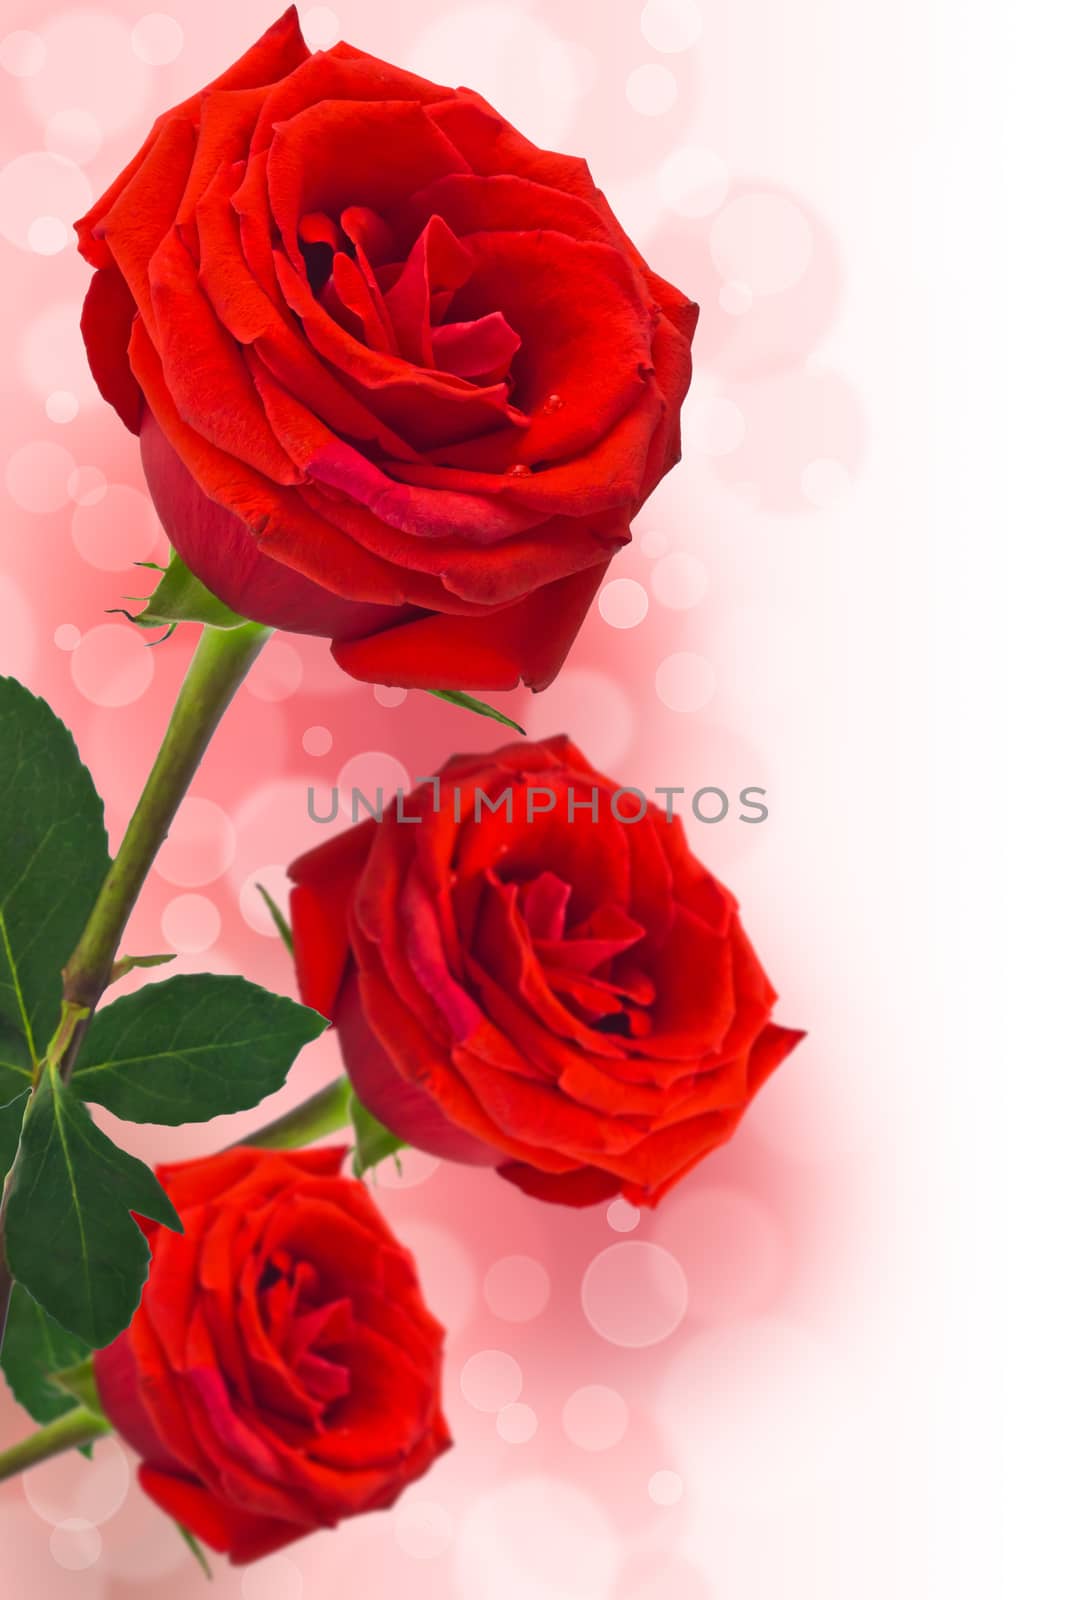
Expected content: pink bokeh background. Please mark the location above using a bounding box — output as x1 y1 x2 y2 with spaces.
0 3 942 1597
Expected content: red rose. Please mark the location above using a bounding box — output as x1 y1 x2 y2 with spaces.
93 1146 449 1564
76 7 696 691
289 737 802 1207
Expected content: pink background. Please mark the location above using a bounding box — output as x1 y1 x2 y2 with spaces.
0 2 958 1597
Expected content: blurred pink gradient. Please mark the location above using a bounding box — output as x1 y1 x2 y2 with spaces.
1 3 941 1598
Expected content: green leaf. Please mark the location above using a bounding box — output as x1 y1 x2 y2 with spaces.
255 884 294 955
1 1087 29 1181
120 550 248 631
351 1096 406 1179
5 1069 181 1348
0 1021 33 1108
71 974 328 1125
0 677 110 1067
2 1090 101 1442
0 1283 91 1428
426 689 526 736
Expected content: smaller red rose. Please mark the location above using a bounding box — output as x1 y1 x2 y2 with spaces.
93 1146 450 1564
289 736 804 1207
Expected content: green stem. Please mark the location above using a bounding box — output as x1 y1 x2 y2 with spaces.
0 621 270 1350
58 621 270 1076
0 1405 110 1483
239 1077 353 1151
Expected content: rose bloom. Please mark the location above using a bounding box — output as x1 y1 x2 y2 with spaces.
76 7 696 691
289 737 803 1207
93 1146 449 1563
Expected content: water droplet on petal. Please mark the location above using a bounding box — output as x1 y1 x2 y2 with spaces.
543 393 565 413
508 463 533 478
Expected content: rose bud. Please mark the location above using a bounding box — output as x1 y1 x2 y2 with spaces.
289 737 803 1208
93 1146 450 1564
76 7 696 692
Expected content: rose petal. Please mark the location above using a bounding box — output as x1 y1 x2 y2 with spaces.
331 560 610 690
80 267 141 433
